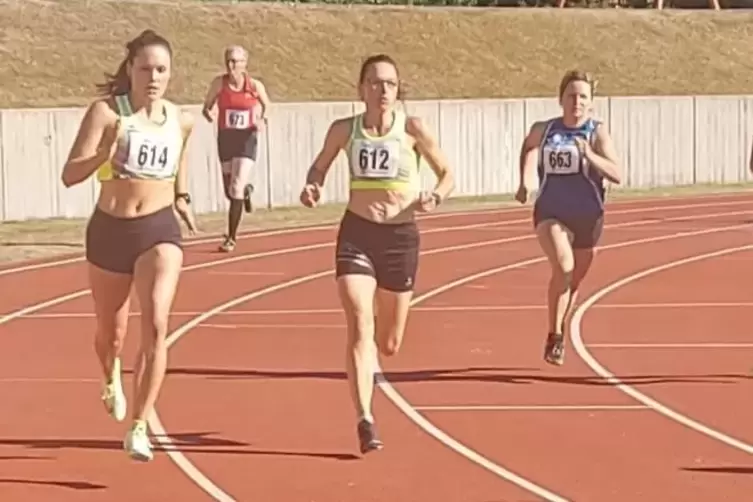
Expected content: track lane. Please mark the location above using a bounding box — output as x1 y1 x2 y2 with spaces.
0 192 748 500
0 216 539 501
152 210 751 501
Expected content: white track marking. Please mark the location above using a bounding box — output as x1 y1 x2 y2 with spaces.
0 226 577 500
8 207 750 323
369 223 750 502
1 193 749 277
149 230 579 502
151 219 750 502
0 216 540 319
570 244 753 455
585 302 753 309
589 343 753 349
0 202 749 501
414 404 649 412
0 377 98 383
150 270 334 502
0 212 548 324
22 301 753 319
206 271 287 277
198 323 345 330
0 204 504 278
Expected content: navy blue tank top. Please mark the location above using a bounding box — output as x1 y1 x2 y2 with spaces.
534 117 605 218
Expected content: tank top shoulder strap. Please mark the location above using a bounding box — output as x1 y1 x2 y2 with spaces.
586 118 600 144
114 94 133 117
392 108 408 134
538 117 557 147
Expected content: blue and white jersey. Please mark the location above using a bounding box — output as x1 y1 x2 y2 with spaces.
535 117 606 218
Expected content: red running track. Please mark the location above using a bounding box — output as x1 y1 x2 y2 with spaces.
1 192 752 502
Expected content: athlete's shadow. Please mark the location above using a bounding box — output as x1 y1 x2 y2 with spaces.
0 431 357 461
681 466 753 475
0 478 105 490
0 241 83 248
163 366 749 386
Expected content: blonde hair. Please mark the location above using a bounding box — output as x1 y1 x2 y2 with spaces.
224 45 248 61
558 70 598 99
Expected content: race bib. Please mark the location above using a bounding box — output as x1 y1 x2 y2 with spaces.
225 109 252 130
125 131 179 177
542 143 581 175
351 139 400 179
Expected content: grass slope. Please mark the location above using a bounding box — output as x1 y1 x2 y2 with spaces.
1 0 753 109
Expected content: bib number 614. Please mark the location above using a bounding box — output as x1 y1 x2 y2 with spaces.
137 142 169 170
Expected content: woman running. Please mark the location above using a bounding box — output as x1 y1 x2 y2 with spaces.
201 45 271 252
61 29 197 462
516 70 621 366
299 54 454 455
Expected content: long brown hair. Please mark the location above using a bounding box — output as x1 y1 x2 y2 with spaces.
96 29 173 96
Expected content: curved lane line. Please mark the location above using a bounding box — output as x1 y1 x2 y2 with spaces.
149 220 750 502
0 206 749 500
0 194 750 277
569 244 753 455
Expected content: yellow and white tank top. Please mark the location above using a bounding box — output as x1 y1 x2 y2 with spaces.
97 94 185 182
345 110 421 191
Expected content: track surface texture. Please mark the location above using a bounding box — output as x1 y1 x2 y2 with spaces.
1 192 751 502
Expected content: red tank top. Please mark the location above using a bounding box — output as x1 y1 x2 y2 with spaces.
217 73 260 130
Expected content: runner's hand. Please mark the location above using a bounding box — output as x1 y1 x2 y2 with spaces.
515 184 529 204
416 191 440 213
300 183 321 208
175 198 198 235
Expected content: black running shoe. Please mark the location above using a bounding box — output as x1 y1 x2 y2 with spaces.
357 419 384 455
544 332 565 366
243 184 254 213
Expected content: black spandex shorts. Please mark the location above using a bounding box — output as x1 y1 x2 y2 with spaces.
335 210 420 292
85 205 183 274
533 206 604 249
217 128 258 163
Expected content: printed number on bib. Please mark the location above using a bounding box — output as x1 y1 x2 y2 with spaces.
352 141 399 179
127 132 176 177
543 146 580 175
225 109 251 130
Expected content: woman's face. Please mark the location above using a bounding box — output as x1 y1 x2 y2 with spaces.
360 61 399 112
128 44 172 101
560 79 592 120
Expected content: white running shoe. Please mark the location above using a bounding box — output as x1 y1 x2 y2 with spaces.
101 357 127 422
124 421 153 462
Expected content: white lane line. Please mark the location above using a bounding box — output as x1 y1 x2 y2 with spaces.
589 343 753 349
0 204 512 278
1 193 749 277
0 215 534 323
570 244 753 455
372 222 751 502
148 230 584 502
414 404 649 412
20 301 753 319
198 323 345 330
7 207 752 324
0 205 749 502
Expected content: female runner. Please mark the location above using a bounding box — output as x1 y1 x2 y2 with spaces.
61 29 197 461
299 54 455 454
516 70 621 366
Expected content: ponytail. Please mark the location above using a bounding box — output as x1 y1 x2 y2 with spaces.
96 29 172 97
